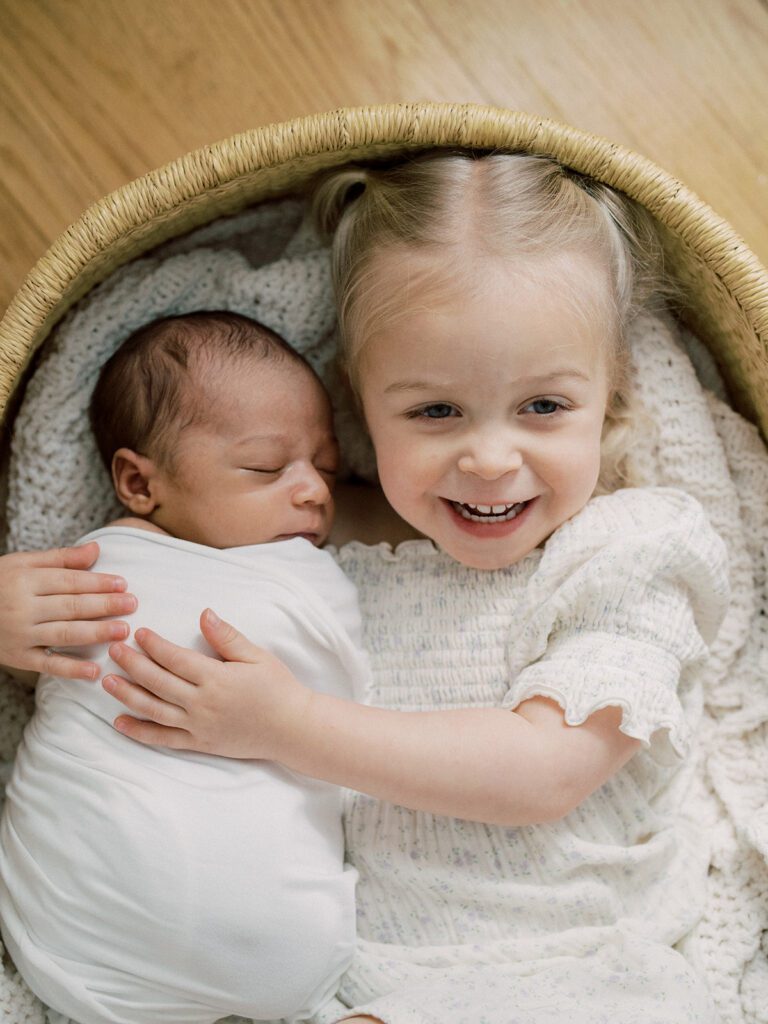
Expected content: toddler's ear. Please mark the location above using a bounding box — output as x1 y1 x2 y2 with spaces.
111 448 161 515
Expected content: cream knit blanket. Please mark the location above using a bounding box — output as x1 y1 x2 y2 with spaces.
0 201 765 1024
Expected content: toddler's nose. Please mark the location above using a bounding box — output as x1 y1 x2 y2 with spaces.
457 435 524 480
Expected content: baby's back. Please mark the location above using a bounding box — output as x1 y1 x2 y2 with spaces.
0 528 362 1024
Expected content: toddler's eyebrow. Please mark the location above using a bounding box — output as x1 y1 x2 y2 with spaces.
384 380 453 394
517 370 592 386
384 370 591 394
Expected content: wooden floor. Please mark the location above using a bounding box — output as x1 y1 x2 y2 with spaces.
1 0 767 314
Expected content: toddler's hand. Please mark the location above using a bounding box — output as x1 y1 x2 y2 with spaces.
104 609 311 760
0 542 137 681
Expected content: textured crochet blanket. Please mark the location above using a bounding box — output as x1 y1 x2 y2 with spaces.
0 201 766 1024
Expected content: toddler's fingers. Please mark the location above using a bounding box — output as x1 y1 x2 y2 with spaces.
22 541 102 570
103 674 187 728
35 619 130 650
199 608 267 665
112 715 194 751
33 650 100 682
133 628 211 686
35 569 129 597
37 592 137 622
108 641 197 704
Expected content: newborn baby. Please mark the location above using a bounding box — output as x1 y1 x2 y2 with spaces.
0 311 365 1024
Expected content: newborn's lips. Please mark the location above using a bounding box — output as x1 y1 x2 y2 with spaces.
274 530 323 544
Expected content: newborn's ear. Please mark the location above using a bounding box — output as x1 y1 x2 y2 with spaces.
111 448 161 514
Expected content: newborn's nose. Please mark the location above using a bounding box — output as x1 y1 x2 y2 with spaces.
292 465 332 505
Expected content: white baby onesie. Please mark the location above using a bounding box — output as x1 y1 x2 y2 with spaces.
312 487 729 1024
0 528 367 1024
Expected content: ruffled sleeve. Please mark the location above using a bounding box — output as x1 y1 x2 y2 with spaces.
502 487 729 762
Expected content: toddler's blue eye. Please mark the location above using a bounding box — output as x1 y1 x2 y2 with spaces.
527 399 562 416
418 403 456 419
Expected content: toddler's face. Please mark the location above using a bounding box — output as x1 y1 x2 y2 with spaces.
359 252 611 570
150 360 338 549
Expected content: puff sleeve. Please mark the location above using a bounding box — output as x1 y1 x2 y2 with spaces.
502 488 729 761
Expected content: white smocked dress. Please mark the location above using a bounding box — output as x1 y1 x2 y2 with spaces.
313 487 730 1024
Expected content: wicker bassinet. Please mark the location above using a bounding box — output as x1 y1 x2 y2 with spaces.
1 104 768 1024
1 103 768 435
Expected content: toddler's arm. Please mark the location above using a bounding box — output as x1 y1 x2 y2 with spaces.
0 543 136 683
105 612 639 826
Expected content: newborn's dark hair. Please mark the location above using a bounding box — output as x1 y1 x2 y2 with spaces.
89 310 309 470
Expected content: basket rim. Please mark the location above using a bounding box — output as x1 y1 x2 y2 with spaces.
2 101 767 425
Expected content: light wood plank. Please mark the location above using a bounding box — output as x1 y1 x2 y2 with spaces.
1 0 766 315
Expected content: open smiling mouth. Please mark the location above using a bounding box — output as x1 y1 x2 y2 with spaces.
448 500 531 523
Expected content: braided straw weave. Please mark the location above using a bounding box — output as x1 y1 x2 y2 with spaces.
1 103 767 440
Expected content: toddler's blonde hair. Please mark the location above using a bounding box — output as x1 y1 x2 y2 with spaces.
312 151 667 493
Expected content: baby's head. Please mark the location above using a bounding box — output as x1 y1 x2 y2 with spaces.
314 152 664 569
90 311 339 549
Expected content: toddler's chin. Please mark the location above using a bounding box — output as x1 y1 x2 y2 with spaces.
466 557 525 572
437 539 532 572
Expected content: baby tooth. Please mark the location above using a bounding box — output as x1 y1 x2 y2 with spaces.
491 505 506 514
476 504 492 513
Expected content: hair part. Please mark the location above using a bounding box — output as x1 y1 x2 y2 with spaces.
312 150 671 492
89 310 309 471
